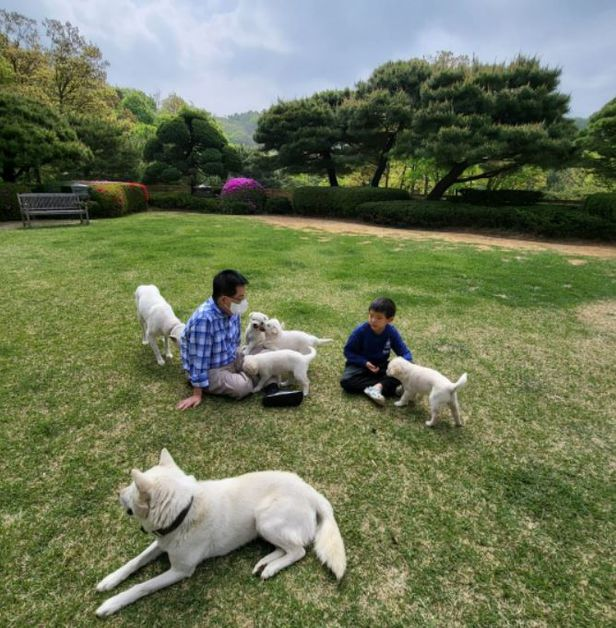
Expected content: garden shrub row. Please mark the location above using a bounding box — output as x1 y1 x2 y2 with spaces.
0 182 31 221
292 186 409 217
583 193 616 221
149 192 293 215
454 188 544 205
354 200 616 241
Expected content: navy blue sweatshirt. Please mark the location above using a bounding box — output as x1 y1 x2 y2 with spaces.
343 322 412 368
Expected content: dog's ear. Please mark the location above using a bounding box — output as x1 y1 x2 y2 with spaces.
131 469 152 495
159 448 178 468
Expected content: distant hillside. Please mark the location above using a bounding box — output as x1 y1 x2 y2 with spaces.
573 117 588 130
216 111 261 147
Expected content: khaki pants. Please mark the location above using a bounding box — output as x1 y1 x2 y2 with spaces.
207 353 254 400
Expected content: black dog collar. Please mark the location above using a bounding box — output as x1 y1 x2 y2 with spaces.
146 496 194 537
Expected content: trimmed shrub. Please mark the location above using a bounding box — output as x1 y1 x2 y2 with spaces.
221 177 267 212
293 186 409 217
87 182 149 218
455 188 544 205
149 192 222 212
583 193 616 221
0 182 30 221
354 200 615 241
265 196 293 214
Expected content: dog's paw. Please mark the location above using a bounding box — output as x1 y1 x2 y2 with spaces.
141 340 148 345
165 353 173 360
260 564 279 579
157 358 165 366
95 596 122 617
425 420 437 428
96 574 121 592
394 400 407 407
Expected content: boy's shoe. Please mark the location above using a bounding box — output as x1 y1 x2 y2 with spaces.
395 385 403 397
364 385 386 406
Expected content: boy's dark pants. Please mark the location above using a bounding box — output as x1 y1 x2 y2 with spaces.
340 364 401 397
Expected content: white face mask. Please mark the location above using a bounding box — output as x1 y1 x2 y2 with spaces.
230 298 248 315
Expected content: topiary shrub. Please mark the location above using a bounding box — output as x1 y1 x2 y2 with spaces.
264 196 293 214
221 177 267 212
354 200 615 241
88 183 128 217
0 182 31 220
455 188 544 206
293 186 409 217
583 193 616 221
149 191 223 213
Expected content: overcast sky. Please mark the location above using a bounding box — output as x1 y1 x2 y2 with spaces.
5 0 615 118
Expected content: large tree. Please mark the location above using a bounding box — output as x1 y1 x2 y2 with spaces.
400 54 578 199
255 90 351 186
577 97 616 186
343 59 431 187
0 91 91 182
143 107 241 187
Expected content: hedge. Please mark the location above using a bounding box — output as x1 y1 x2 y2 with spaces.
354 200 616 241
0 182 31 221
149 191 294 216
454 188 544 205
292 186 409 217
88 182 149 218
583 193 616 221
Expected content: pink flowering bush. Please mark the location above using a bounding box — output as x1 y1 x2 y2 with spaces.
220 177 266 212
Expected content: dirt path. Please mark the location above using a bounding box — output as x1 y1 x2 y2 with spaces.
253 215 616 259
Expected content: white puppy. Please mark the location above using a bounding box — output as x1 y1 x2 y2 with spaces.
386 357 468 427
242 311 269 354
263 318 333 354
135 285 185 366
242 347 316 395
95 449 346 617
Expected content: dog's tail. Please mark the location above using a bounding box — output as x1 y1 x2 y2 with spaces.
313 493 346 580
452 373 468 392
305 346 318 362
315 337 333 346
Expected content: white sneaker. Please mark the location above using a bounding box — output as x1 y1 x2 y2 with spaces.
364 385 385 406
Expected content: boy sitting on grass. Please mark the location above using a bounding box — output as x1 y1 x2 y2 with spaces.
340 297 413 406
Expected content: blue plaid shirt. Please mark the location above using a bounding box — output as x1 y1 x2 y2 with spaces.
180 297 241 388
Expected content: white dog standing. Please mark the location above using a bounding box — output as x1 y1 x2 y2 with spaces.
241 311 269 354
135 285 185 366
95 449 346 617
386 357 468 427
242 347 317 395
263 318 333 354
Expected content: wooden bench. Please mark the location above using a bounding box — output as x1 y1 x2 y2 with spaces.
17 193 90 228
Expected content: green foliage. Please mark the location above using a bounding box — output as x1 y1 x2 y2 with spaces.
143 108 235 186
88 182 147 217
577 97 616 184
0 181 30 220
0 91 91 182
354 200 615 240
118 88 157 125
456 188 544 205
149 191 258 215
264 195 293 214
293 186 409 217
583 193 616 220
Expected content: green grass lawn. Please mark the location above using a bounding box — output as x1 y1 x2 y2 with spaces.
1 212 615 626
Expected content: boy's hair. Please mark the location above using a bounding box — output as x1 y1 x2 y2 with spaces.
212 269 249 299
369 297 396 318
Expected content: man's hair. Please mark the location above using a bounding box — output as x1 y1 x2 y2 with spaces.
369 297 396 318
212 269 249 299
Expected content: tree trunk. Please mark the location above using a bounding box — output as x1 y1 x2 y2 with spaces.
427 162 467 200
370 134 396 187
2 162 17 183
322 151 339 187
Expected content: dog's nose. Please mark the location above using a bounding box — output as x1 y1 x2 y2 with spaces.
126 508 133 516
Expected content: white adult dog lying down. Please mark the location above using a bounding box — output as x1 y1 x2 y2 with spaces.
242 311 269 354
95 449 346 617
242 346 317 396
263 318 333 354
386 357 468 427
135 285 185 366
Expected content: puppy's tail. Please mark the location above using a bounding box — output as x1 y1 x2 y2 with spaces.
313 493 346 580
315 338 334 346
305 346 318 362
452 372 468 392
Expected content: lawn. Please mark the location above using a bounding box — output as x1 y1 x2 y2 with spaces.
1 211 614 626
